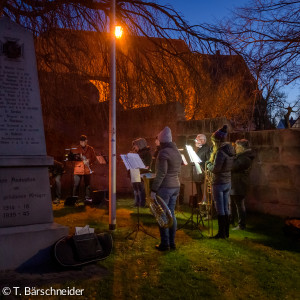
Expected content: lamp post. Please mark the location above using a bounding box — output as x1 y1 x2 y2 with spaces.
109 0 117 230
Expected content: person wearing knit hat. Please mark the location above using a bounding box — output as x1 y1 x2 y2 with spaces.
211 125 228 142
207 124 235 239
132 138 148 151
150 127 182 251
130 137 152 207
157 126 172 143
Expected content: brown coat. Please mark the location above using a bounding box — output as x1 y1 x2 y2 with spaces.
73 145 97 175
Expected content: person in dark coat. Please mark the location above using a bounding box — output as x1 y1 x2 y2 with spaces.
131 138 152 207
230 139 255 230
49 159 65 204
150 127 182 251
194 134 211 203
207 125 235 239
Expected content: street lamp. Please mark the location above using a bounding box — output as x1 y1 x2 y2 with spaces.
115 25 123 39
109 0 117 230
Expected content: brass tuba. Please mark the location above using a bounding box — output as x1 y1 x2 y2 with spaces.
149 195 173 228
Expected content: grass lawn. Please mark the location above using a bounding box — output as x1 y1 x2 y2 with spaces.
28 198 300 299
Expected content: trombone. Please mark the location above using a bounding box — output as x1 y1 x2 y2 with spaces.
201 163 214 236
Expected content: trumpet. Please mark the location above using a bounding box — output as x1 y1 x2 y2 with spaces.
81 154 93 174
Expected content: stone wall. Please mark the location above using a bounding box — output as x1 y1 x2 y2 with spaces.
176 120 300 218
230 129 300 218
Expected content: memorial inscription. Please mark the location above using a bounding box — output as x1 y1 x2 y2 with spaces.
0 25 46 156
0 64 42 148
0 168 53 227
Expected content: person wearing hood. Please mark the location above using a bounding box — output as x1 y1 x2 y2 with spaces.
230 139 255 230
131 138 152 207
150 127 182 251
207 125 235 239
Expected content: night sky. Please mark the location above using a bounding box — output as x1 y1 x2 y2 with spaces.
163 0 299 106
162 0 249 25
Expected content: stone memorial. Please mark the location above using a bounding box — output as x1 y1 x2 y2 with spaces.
0 17 68 270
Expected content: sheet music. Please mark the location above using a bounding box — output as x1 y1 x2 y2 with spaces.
120 153 146 170
194 162 202 175
181 154 188 166
130 168 141 182
185 145 202 174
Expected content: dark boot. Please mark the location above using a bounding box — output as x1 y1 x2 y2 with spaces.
224 214 229 238
212 215 226 239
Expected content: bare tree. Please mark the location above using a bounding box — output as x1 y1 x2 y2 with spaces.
204 0 300 128
1 0 256 131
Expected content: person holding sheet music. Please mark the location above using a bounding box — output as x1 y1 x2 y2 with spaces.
150 127 182 251
131 138 152 207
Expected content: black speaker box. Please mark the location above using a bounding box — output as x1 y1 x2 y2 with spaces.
92 190 108 205
64 196 78 206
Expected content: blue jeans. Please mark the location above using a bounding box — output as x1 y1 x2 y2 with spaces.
212 183 231 216
132 182 146 207
157 187 179 247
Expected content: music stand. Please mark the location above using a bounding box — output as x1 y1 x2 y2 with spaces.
121 153 157 242
177 145 204 235
125 204 157 241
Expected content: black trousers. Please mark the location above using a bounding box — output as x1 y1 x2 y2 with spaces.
230 195 246 229
73 174 91 198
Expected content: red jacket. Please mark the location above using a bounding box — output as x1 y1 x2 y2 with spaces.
73 145 97 175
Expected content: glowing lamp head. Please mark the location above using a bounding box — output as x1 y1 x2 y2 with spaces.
115 26 123 39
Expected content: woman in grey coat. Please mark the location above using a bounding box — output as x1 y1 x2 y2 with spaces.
150 127 182 251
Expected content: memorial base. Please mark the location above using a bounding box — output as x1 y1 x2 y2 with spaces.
0 223 68 271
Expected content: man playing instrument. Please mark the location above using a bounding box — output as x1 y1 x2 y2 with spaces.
72 135 97 202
